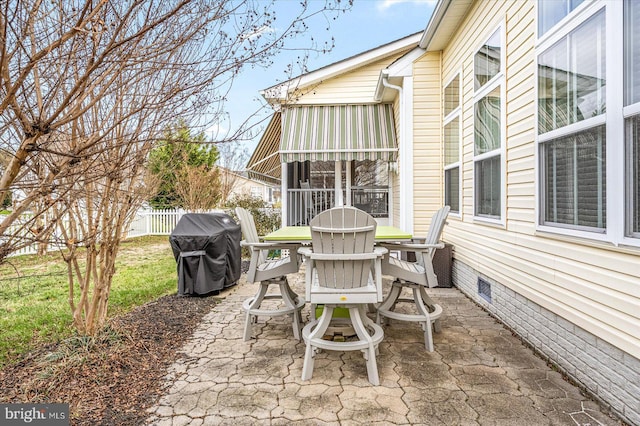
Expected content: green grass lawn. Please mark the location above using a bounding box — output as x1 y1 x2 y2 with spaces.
0 236 177 368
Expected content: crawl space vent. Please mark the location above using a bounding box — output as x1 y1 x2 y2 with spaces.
478 278 492 303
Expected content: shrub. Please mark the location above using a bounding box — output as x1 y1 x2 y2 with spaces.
225 194 281 257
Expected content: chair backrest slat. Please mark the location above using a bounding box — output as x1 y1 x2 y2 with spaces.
310 206 376 290
236 207 266 265
418 205 450 266
425 206 450 246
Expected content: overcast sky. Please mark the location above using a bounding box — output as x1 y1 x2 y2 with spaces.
212 0 436 154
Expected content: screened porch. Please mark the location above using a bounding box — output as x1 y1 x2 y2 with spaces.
246 104 397 226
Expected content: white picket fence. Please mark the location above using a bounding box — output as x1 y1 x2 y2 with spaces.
4 208 227 258
129 208 233 238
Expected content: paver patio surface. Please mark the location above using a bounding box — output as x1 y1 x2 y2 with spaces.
146 270 622 425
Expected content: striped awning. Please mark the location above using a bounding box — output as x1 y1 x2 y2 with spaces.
246 113 282 184
280 104 397 162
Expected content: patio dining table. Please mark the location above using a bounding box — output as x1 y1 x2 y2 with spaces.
262 224 411 324
262 225 412 243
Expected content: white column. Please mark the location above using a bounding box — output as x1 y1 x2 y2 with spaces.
400 76 414 234
335 160 343 206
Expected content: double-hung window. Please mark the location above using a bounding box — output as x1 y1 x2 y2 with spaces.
538 0 639 245
444 74 461 214
474 28 504 221
538 4 606 232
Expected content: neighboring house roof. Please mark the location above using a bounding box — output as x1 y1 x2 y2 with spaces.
261 32 423 104
220 166 273 187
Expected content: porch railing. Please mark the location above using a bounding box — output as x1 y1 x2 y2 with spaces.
351 187 389 218
286 187 389 225
287 188 336 226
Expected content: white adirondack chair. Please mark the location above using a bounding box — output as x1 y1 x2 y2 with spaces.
299 206 387 385
376 206 450 351
235 207 305 341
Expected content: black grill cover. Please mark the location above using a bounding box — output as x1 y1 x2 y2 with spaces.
170 213 241 295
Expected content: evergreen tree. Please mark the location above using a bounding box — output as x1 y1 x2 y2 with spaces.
148 121 220 209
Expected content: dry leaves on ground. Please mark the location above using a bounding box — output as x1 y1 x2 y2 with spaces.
0 293 220 425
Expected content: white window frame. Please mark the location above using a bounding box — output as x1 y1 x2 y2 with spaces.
535 1 640 247
444 71 462 217
250 186 262 199
622 1 640 244
473 24 506 226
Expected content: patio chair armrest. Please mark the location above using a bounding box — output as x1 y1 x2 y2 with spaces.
373 247 388 257
298 246 313 256
241 240 301 251
379 242 444 252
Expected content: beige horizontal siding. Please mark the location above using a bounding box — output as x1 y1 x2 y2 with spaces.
428 0 640 358
290 54 407 105
412 51 443 236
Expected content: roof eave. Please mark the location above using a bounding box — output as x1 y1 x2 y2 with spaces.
418 0 474 51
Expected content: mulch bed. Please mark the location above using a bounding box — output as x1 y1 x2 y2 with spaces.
0 293 221 425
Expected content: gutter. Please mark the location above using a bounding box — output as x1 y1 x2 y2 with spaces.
375 70 404 102
382 75 402 98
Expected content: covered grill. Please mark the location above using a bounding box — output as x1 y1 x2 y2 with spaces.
170 213 241 296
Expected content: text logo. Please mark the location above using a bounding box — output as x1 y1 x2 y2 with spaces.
1 404 69 425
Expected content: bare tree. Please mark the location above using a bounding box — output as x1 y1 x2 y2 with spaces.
53 71 163 334
216 141 249 205
0 0 351 334
175 164 222 212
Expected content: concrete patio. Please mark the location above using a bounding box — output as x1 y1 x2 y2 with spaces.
146 270 623 425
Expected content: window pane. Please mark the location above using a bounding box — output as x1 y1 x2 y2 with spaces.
570 0 584 9
475 156 501 218
351 160 389 218
539 0 568 36
474 29 501 90
475 86 501 155
626 116 640 236
538 0 585 36
445 167 460 213
542 125 606 229
251 187 262 198
538 11 605 134
444 75 460 116
352 160 389 186
625 0 640 106
310 161 335 188
444 117 459 165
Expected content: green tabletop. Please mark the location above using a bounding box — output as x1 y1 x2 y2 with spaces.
262 225 412 242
